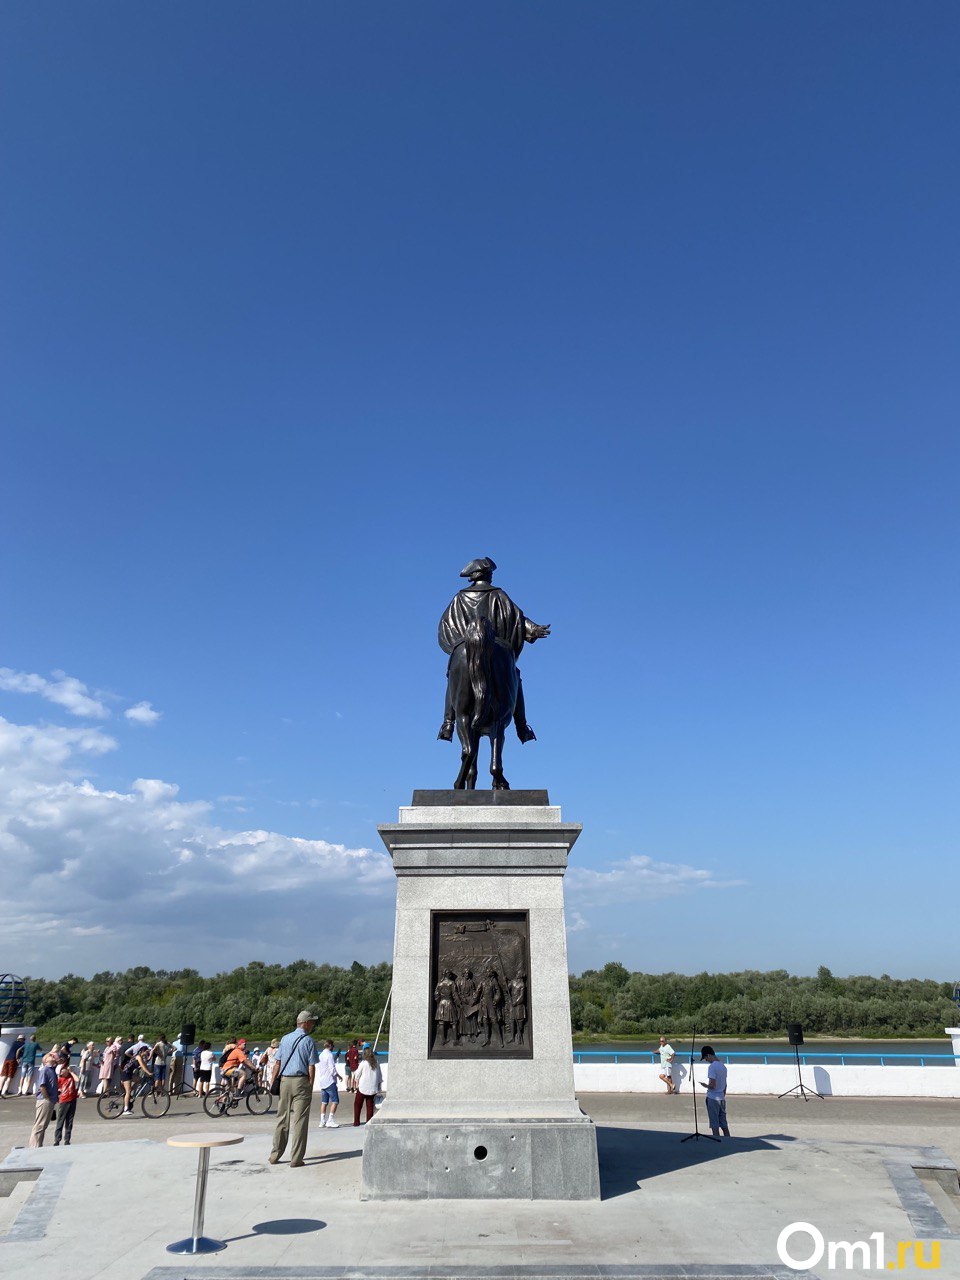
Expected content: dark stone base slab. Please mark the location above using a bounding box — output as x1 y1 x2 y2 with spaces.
411 790 550 807
361 1117 600 1200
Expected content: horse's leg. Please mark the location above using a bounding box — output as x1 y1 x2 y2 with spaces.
454 716 478 790
490 724 510 790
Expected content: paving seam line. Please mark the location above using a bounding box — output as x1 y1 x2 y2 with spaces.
140 1267 821 1280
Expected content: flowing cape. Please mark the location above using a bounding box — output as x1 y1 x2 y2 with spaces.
438 584 526 657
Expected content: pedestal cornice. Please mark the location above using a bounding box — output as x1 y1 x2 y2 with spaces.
378 794 581 877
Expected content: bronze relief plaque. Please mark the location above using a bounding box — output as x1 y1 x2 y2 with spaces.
429 910 533 1060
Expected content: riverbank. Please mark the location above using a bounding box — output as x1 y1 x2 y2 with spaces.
17 1033 957 1061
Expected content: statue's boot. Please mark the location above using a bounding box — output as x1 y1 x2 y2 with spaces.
513 672 536 742
437 719 455 741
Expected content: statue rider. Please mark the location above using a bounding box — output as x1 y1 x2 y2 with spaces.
437 557 550 743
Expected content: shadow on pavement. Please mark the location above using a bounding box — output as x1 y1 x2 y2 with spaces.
598 1126 781 1200
307 1148 362 1164
225 1217 326 1242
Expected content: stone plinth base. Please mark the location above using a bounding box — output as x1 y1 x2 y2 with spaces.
361 1113 600 1200
363 789 600 1201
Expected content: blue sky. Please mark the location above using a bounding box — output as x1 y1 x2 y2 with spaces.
2 3 957 980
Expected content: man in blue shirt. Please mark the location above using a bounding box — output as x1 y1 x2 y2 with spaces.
18 1034 40 1095
268 1010 319 1168
29 1053 59 1147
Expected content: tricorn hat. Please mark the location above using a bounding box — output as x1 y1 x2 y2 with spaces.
460 556 497 579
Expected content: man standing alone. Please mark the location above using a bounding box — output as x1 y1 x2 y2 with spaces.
268 1011 319 1169
700 1045 730 1138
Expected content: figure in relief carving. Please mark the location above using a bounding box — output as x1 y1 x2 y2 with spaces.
434 970 460 1045
508 972 528 1045
479 967 505 1048
430 913 532 1057
457 968 480 1039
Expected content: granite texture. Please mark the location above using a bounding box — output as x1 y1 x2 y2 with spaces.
397 807 566 829
364 795 599 1200
361 1116 601 1200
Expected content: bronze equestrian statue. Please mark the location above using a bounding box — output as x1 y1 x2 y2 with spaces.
437 557 550 790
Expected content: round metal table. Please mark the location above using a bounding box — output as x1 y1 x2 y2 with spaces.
166 1131 244 1254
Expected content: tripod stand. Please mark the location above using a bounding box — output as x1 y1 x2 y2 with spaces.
680 1028 720 1143
777 1042 823 1101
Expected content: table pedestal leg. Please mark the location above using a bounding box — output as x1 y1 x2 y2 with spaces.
167 1147 228 1254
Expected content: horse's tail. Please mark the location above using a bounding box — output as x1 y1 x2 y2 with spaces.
465 616 494 730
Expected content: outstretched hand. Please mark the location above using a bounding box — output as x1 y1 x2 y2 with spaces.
528 622 551 640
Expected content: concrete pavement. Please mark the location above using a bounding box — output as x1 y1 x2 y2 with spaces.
0 1091 956 1279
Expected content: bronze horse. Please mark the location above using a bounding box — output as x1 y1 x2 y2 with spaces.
445 616 519 789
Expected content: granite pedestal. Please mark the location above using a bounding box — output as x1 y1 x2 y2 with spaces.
361 790 600 1200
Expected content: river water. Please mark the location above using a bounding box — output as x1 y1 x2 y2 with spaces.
572 1037 956 1064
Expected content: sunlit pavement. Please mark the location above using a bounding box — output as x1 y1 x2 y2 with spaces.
0 1091 957 1279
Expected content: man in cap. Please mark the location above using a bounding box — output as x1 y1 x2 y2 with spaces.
268 1011 320 1168
221 1038 254 1096
437 557 550 743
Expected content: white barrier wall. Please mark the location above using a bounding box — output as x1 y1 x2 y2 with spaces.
569 1061 960 1099
361 1061 960 1100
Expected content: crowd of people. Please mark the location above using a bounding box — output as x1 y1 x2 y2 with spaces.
2 1025 387 1154
7 1026 726 1156
268 1014 384 1168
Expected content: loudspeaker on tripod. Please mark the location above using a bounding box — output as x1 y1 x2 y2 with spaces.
787 1022 804 1046
179 1023 196 1046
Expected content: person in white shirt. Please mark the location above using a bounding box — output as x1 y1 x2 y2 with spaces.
317 1039 342 1129
197 1043 215 1096
700 1045 730 1137
656 1035 677 1094
352 1045 383 1126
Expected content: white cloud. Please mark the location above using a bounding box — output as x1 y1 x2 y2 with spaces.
0 667 109 719
566 853 745 907
566 910 589 934
124 700 162 726
0 709 394 976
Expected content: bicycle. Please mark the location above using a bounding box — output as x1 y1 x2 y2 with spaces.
96 1072 171 1119
202 1073 272 1117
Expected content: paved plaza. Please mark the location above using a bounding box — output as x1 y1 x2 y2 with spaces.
0 1093 957 1279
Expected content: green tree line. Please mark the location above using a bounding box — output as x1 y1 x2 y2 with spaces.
570 963 956 1038
19 961 955 1041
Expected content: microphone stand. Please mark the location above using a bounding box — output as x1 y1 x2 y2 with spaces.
681 1026 720 1143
